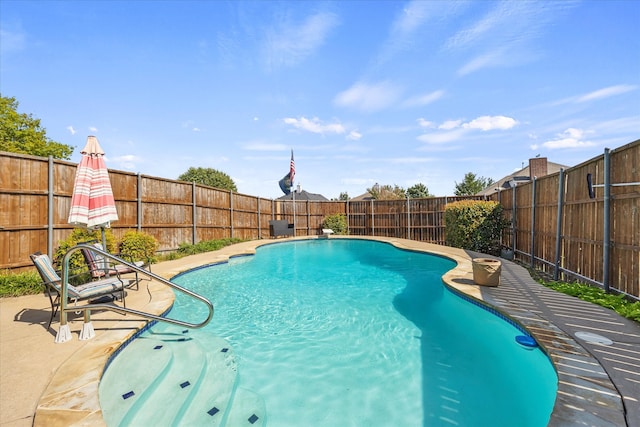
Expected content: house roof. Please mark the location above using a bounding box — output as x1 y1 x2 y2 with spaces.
277 190 329 201
476 160 568 196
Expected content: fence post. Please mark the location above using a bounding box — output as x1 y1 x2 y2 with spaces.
406 196 410 239
530 177 537 269
603 148 611 292
192 182 197 245
554 169 565 280
346 200 350 234
371 199 375 236
137 173 143 232
230 191 234 239
47 156 54 258
511 185 517 255
257 197 261 239
307 200 310 235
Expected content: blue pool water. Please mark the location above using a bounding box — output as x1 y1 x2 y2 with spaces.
164 239 557 426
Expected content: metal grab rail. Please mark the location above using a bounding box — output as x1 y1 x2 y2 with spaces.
57 244 213 342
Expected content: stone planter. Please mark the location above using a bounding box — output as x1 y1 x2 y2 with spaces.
500 248 514 260
472 258 502 286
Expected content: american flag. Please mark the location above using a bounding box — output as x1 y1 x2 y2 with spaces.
289 149 295 184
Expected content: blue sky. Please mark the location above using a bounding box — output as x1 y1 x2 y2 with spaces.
2 1 639 199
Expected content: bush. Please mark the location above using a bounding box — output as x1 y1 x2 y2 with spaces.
177 238 244 256
444 200 506 255
0 270 41 297
119 230 159 264
321 213 348 235
53 228 116 274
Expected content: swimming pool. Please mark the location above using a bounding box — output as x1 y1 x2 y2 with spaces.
101 239 557 426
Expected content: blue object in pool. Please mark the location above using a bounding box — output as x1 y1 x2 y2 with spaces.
516 335 538 348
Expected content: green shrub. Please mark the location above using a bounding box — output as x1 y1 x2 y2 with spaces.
0 270 42 297
444 200 506 256
321 213 348 235
119 230 159 264
53 228 116 274
177 238 244 256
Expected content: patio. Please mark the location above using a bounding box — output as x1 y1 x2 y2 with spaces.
0 237 638 426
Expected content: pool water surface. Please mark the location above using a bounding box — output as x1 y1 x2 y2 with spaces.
108 239 558 426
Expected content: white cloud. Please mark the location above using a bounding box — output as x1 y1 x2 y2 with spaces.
66 126 77 135
447 1 576 75
88 126 98 132
401 90 445 108
283 116 346 135
577 85 637 102
264 11 339 69
540 128 596 149
111 154 142 170
334 81 402 112
417 118 435 128
418 128 467 144
463 115 518 131
418 115 518 144
347 130 362 141
439 120 463 130
192 127 201 132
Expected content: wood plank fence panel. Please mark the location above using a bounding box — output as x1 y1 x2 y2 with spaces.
609 142 640 297
533 174 560 274
1 143 638 299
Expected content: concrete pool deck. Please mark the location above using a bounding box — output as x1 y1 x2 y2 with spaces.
1 236 638 426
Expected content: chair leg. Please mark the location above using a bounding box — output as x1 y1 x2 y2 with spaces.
48 293 60 330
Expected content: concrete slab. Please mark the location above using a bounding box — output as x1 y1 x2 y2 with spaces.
1 237 637 426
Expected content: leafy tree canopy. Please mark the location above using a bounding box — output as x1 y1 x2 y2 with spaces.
454 172 495 196
0 95 74 159
338 192 349 201
407 183 433 198
367 183 406 200
178 166 237 192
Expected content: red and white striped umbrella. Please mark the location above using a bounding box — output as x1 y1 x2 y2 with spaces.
68 136 119 229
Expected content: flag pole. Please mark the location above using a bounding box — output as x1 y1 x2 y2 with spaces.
290 149 296 236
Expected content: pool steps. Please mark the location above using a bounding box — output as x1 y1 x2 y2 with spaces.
99 324 265 426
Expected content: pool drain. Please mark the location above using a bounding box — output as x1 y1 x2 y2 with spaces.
575 331 613 346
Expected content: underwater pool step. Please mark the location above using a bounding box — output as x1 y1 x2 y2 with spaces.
99 336 174 426
99 326 266 426
121 334 206 426
223 387 266 427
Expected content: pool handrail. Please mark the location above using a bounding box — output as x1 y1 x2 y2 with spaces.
56 243 214 343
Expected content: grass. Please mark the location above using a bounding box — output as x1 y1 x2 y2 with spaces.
530 271 640 322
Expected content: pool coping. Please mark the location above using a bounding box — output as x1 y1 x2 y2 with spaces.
11 236 631 426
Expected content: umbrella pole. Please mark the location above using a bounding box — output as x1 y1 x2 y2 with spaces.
101 227 107 251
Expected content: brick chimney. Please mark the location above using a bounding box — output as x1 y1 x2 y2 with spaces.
529 157 548 179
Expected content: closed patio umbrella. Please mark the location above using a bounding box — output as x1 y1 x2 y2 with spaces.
68 135 119 249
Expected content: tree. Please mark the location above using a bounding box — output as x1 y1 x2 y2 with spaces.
407 183 433 198
338 192 349 201
454 172 495 196
0 95 74 159
367 183 406 200
178 167 237 192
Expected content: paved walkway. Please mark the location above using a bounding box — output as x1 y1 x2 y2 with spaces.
464 251 640 427
1 237 638 426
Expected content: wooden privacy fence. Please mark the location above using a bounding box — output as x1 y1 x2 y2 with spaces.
492 140 639 300
1 140 638 300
